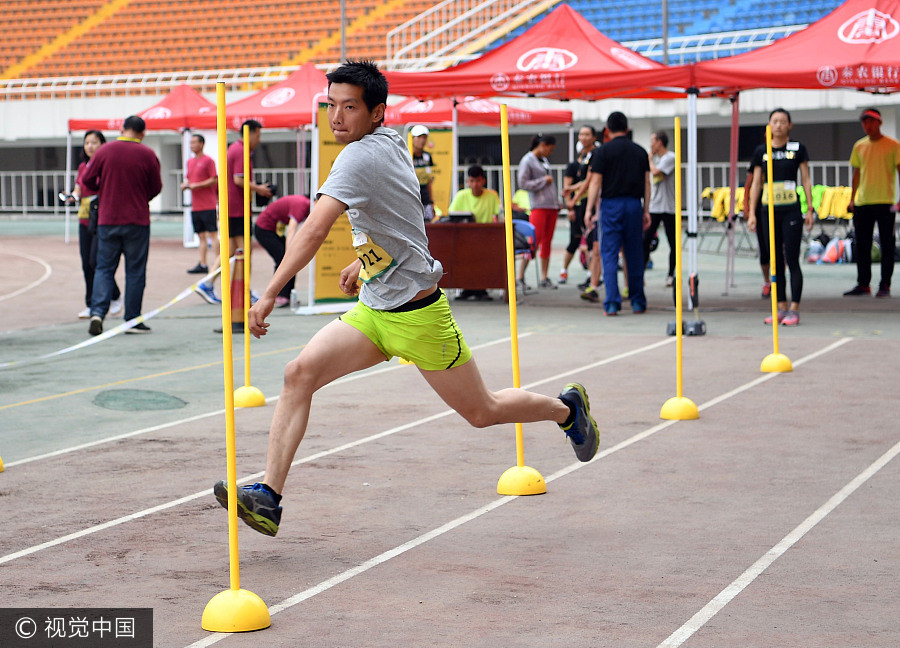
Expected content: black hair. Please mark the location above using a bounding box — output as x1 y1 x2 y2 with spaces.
241 119 263 134
80 130 106 162
192 133 205 145
326 60 388 112
579 125 597 137
467 165 486 179
123 115 146 133
652 130 669 148
768 107 792 123
606 111 628 133
530 132 556 150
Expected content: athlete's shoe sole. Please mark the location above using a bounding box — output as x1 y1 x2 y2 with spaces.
214 480 281 537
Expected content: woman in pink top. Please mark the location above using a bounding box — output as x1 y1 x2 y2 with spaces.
67 130 122 319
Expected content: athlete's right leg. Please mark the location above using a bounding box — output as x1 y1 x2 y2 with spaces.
262 318 389 493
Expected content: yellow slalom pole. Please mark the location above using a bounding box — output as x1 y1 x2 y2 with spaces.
660 117 698 421
496 104 546 496
761 124 793 373
0 454 4 472
202 83 270 634
233 125 266 407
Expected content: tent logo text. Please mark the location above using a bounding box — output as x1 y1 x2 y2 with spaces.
838 9 899 44
610 47 656 70
140 107 172 120
261 87 295 108
516 47 578 72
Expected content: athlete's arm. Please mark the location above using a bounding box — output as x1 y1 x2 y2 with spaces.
248 195 346 337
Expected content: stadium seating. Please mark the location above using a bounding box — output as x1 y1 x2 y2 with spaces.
493 0 840 54
1 0 436 79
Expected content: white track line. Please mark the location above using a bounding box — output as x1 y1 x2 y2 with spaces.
0 248 52 302
184 338 853 648
0 335 668 567
657 434 900 648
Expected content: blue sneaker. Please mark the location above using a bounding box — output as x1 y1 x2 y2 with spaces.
214 480 282 536
197 281 221 304
558 383 599 462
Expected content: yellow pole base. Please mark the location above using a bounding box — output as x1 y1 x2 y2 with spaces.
761 353 793 373
202 587 270 632
660 396 699 420
497 465 546 496
0 455 4 472
234 386 266 408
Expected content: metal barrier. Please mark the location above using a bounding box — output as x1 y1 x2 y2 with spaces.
0 162 853 216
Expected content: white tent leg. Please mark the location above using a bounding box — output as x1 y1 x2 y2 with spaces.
65 130 72 244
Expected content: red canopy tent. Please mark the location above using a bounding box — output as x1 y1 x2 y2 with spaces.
691 0 900 93
383 3 690 101
67 83 216 131
225 62 328 129
384 96 572 126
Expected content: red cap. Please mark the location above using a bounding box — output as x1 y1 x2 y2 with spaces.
860 109 882 122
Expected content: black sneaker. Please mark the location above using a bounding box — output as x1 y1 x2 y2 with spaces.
89 316 103 336
187 263 209 274
843 285 871 296
558 383 599 462
126 322 151 334
214 480 282 536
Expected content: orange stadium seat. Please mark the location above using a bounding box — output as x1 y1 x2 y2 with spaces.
2 0 457 80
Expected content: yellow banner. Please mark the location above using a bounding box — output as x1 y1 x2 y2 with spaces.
314 102 358 303
408 127 453 217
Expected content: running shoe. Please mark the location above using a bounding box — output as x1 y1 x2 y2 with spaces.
126 322 152 334
540 277 557 289
214 480 282 537
187 263 208 274
604 303 619 316
764 310 786 325
77 307 91 319
761 283 771 298
109 296 124 317
557 383 599 462
876 286 891 298
516 278 534 294
275 296 291 308
665 275 674 288
843 285 870 296
558 269 568 284
197 281 221 304
580 286 600 303
577 278 591 291
89 316 103 336
781 310 800 326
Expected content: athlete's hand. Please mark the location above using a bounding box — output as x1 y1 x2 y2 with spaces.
339 259 362 297
747 214 757 232
248 295 275 338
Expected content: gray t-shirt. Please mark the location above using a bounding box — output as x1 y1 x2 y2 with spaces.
649 150 676 214
517 150 559 210
317 126 443 310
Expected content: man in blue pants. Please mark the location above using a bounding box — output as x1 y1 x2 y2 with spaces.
584 112 651 316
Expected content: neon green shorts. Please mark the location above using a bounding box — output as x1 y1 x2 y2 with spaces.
339 290 472 371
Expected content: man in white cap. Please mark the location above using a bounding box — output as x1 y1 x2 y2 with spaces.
846 107 900 298
410 124 436 221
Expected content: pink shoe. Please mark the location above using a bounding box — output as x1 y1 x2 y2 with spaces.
274 296 291 308
781 310 800 326
764 310 786 325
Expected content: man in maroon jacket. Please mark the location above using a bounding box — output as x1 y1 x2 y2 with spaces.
82 115 162 335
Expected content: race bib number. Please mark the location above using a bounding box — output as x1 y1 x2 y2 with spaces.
352 229 396 282
762 181 798 207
